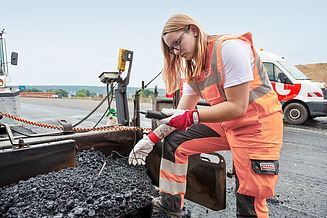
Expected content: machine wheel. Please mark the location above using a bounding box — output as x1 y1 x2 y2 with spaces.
284 102 309 125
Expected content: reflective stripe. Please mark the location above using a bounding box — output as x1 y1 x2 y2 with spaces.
248 52 273 104
160 170 187 183
160 177 186 194
196 73 218 91
189 80 203 97
211 39 227 101
160 158 188 176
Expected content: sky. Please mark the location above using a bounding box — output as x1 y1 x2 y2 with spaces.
1 0 326 89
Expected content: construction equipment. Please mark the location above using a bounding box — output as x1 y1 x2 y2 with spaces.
0 44 227 214
99 48 134 126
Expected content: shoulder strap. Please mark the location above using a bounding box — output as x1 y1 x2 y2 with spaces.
189 80 203 98
189 36 228 101
211 39 227 101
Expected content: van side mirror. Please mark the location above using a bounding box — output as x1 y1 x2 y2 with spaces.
11 52 18 66
277 73 285 83
277 72 293 85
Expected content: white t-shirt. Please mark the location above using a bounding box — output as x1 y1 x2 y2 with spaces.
183 39 255 96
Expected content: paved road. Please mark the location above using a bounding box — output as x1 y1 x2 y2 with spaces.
19 98 327 217
19 97 152 133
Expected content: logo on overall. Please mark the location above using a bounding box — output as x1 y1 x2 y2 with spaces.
260 163 275 171
204 69 210 77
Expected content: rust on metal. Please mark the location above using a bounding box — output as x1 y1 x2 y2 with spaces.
0 139 76 187
186 152 226 210
74 129 139 157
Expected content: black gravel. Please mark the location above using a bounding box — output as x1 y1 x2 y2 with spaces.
0 148 158 217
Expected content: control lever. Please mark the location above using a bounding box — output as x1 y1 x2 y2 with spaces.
0 123 25 147
138 110 169 120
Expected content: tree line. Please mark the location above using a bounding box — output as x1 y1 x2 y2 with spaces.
21 88 154 99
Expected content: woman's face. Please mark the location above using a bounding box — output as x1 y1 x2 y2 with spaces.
163 25 197 61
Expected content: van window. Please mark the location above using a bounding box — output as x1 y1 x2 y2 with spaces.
278 61 309 80
263 62 282 82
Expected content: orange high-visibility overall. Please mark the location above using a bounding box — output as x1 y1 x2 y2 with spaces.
158 33 283 217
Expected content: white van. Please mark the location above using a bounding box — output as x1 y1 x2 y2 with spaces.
258 50 327 124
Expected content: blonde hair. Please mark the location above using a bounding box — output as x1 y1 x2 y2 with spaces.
161 14 207 93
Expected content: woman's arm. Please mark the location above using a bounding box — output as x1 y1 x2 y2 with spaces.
198 81 250 123
153 124 175 139
177 94 201 110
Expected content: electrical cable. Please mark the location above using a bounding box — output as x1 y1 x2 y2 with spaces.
72 95 108 128
93 82 116 129
107 82 113 112
93 108 109 129
130 119 150 169
143 70 162 89
132 122 141 166
97 119 149 177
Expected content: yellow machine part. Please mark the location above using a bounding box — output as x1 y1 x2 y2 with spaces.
117 48 126 71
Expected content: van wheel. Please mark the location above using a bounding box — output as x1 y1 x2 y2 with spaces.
284 103 308 125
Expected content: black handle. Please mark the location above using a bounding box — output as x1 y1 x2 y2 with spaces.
138 110 169 120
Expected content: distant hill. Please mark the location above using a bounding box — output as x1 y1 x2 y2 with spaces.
22 85 167 97
296 63 327 82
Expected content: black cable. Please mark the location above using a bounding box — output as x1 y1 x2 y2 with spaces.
97 123 148 177
107 82 113 112
93 82 116 128
72 95 108 128
143 70 162 89
130 121 149 169
93 107 109 129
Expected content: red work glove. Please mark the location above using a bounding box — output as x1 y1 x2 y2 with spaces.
158 108 200 130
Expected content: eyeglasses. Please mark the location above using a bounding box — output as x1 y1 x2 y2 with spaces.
168 25 190 54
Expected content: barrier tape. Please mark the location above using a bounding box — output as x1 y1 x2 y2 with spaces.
0 111 152 132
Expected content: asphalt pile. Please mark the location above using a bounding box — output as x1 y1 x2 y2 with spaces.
0 148 158 217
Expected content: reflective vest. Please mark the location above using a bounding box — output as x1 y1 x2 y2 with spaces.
190 33 282 136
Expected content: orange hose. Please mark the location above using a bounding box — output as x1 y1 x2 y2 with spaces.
0 111 152 132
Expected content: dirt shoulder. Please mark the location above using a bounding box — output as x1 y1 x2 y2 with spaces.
296 63 327 82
